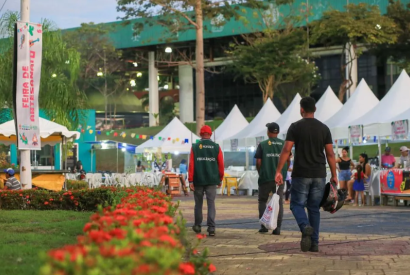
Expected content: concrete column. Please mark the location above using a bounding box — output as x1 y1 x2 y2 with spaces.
148 51 159 126
346 43 358 99
178 65 194 123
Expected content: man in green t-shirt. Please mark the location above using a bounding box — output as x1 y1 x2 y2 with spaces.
188 125 224 237
254 122 288 235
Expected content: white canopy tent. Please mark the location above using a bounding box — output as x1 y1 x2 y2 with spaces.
211 104 249 144
135 117 199 154
315 86 343 122
0 117 80 146
227 98 281 149
348 70 410 137
324 79 379 140
255 93 302 139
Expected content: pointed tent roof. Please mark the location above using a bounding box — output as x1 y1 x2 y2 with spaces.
135 117 199 153
324 79 379 139
349 70 410 127
389 107 410 123
211 105 249 142
315 87 343 122
0 118 81 146
255 93 302 138
228 98 281 140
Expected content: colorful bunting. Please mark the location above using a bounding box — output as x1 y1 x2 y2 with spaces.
114 132 118 137
97 131 101 135
131 133 136 138
89 130 93 134
184 139 189 143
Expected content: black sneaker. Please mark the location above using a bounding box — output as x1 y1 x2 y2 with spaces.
300 225 314 252
272 227 281 235
259 226 269 233
208 231 215 237
192 225 201 233
309 243 319 252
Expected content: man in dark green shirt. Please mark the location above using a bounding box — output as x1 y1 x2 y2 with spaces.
254 122 288 235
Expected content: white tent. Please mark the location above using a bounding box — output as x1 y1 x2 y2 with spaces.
315 86 343 122
255 93 302 139
389 107 410 123
324 79 379 140
135 117 199 153
0 117 80 146
348 70 410 137
211 104 249 143
228 98 281 141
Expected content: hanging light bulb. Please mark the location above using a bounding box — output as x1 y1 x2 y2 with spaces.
165 47 172 53
133 62 138 67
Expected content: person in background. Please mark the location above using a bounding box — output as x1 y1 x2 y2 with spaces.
336 147 354 200
254 122 288 235
3 168 21 190
189 125 224 237
399 146 410 168
136 160 146 173
285 152 293 203
347 153 372 204
352 164 367 207
179 159 188 180
381 147 395 168
76 160 83 171
275 97 337 253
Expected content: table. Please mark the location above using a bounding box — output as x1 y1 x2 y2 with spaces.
0 170 68 191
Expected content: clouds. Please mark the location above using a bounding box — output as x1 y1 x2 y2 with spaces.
1 0 123 29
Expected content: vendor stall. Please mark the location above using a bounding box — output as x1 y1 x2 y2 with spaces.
0 118 80 191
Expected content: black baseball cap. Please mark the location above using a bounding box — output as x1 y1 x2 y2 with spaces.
266 122 280 133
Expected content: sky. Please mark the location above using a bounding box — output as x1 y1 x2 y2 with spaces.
0 0 123 29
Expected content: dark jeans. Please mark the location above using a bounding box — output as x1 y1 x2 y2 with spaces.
193 185 217 232
285 180 292 201
290 177 326 244
258 181 284 228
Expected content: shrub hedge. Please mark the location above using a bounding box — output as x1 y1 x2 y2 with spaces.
66 180 88 190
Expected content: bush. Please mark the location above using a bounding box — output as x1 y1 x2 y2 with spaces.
66 180 88 190
41 188 216 275
0 187 127 211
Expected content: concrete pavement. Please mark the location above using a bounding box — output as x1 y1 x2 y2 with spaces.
176 195 410 275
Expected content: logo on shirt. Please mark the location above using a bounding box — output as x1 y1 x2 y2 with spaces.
268 140 272 145
202 145 214 149
197 157 216 161
266 153 281 157
199 144 203 149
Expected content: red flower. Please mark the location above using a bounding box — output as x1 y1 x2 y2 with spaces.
193 249 198 255
159 235 177 247
196 234 206 240
26 195 29 199
83 223 92 232
49 198 54 201
179 263 195 275
70 196 74 200
19 193 23 197
44 201 49 205
208 264 217 273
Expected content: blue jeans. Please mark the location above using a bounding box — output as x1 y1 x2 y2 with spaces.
290 177 326 244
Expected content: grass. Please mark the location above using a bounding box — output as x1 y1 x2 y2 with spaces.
0 210 91 275
350 141 410 160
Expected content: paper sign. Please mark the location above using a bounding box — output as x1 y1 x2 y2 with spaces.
349 125 362 144
391 120 408 140
230 139 238 152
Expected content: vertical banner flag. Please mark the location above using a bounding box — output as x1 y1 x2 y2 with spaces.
13 22 42 150
391 120 408 140
230 139 238 152
349 125 362 144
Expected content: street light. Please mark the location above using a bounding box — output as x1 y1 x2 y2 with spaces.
165 47 172 53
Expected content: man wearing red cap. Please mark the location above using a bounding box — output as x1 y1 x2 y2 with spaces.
188 125 224 236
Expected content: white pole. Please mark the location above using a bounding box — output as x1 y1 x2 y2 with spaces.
378 137 382 169
20 0 32 189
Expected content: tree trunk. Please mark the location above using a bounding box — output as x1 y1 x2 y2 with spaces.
195 0 205 135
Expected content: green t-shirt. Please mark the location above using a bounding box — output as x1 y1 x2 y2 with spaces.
254 137 287 184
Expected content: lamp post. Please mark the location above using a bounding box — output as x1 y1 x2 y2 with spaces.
19 0 32 189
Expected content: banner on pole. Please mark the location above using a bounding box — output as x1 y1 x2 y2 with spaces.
13 22 42 150
349 125 362 144
230 139 238 152
391 120 408 140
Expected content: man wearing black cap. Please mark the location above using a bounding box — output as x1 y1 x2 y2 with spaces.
254 122 288 235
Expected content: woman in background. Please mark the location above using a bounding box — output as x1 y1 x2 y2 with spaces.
136 160 146 173
336 147 354 200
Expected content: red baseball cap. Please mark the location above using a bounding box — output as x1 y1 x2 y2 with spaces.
200 125 212 135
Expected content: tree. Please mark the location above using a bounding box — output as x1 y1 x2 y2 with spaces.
228 0 318 104
0 11 87 129
373 0 410 71
310 3 398 101
64 23 128 127
117 0 271 134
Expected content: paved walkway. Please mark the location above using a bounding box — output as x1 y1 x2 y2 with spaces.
176 195 410 275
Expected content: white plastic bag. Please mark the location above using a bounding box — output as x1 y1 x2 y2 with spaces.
259 193 279 230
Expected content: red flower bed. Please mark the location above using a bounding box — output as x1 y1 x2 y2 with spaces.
41 187 216 275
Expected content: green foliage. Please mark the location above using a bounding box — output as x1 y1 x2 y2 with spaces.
373 0 410 71
0 187 130 211
66 180 88 190
0 12 87 129
228 0 318 103
310 3 398 100
0 210 91 275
